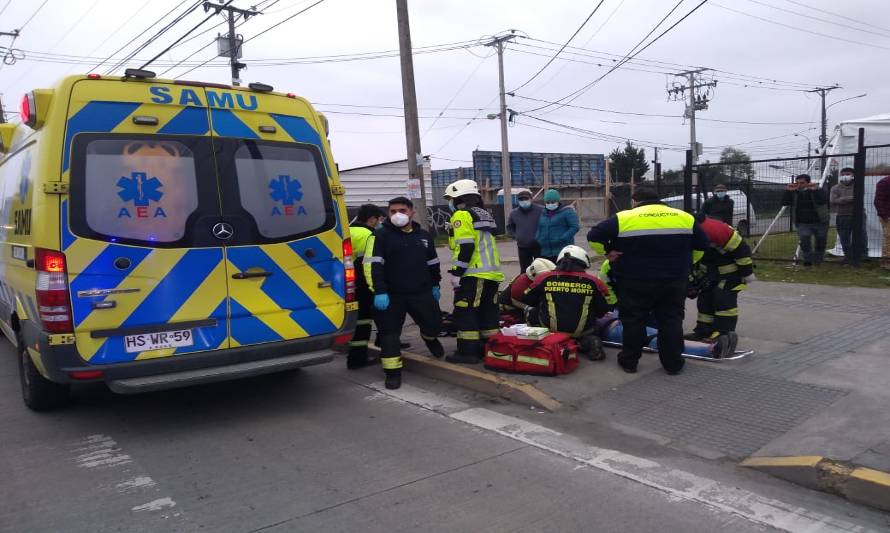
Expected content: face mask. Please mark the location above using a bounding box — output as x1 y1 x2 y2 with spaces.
374 220 383 230
518 200 531 209
715 191 726 199
448 200 456 212
390 212 410 227
545 202 558 211
840 175 853 184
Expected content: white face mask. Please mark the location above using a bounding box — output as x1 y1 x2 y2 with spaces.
518 200 531 209
545 202 559 211
715 191 726 198
390 212 410 227
840 174 853 184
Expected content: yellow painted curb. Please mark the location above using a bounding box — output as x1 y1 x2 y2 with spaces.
742 456 890 513
392 349 562 412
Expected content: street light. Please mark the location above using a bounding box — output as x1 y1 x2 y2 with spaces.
793 133 813 157
827 93 867 110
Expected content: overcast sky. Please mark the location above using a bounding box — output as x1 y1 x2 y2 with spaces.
0 0 887 170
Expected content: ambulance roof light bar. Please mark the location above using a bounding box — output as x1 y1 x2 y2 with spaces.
248 82 273 93
124 68 156 80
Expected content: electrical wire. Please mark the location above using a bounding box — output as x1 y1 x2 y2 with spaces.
708 2 890 51
139 0 235 70
509 0 606 93
780 0 890 34
744 0 890 39
0 0 13 18
421 53 492 140
16 0 50 31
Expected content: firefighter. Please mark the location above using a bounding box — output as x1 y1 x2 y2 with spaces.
521 245 611 360
442 179 505 364
686 215 755 345
498 258 555 321
587 186 709 375
364 197 445 389
347 204 386 370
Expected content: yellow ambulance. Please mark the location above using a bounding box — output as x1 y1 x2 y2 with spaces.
0 70 357 410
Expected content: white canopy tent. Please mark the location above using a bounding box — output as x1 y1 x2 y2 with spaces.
822 114 890 258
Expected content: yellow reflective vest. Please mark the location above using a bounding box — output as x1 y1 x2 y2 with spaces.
448 207 504 282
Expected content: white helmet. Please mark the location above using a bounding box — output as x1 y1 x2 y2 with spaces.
443 179 480 199
525 258 556 279
558 245 591 269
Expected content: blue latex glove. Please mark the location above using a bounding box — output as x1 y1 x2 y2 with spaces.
432 286 441 301
374 293 390 311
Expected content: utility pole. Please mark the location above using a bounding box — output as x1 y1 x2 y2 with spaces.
204 2 258 86
486 33 516 229
808 86 841 149
0 29 20 123
395 0 428 229
668 69 716 203
652 147 661 197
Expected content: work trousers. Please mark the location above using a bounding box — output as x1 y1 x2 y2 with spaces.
347 283 374 365
616 277 686 373
453 276 500 359
517 244 539 274
882 219 890 269
836 214 867 262
797 222 828 264
693 285 739 337
373 291 442 372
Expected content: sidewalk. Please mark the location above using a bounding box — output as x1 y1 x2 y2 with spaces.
395 239 890 508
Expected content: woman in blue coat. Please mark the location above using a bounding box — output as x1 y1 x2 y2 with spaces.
535 189 580 262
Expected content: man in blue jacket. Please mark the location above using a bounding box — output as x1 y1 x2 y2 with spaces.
535 189 580 263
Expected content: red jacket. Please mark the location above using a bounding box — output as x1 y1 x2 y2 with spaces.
698 216 754 283
875 176 890 219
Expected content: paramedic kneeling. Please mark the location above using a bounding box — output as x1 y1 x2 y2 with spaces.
587 187 709 375
521 245 610 360
498 258 555 322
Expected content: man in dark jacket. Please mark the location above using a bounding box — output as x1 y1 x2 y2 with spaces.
364 197 444 389
781 174 829 266
507 190 543 272
701 184 734 225
347 203 386 370
830 167 867 263
875 175 890 269
587 187 710 375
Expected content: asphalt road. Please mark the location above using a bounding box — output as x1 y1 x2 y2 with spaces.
0 340 779 533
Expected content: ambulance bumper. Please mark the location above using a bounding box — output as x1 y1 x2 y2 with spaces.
28 311 357 391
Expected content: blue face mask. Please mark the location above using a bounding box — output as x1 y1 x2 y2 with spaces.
545 202 559 211
448 200 456 212
715 191 726 199
518 200 531 209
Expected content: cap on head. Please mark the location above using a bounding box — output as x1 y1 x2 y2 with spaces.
558 245 591 269
525 258 556 279
713 184 727 192
443 179 479 199
517 190 532 200
543 189 560 202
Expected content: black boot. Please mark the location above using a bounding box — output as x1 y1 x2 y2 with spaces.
424 338 445 358
384 370 402 390
580 335 606 361
446 339 482 364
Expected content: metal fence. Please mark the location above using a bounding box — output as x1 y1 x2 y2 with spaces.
686 132 889 263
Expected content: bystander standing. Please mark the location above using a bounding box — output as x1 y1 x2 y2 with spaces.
781 174 829 266
506 189 543 272
874 174 890 269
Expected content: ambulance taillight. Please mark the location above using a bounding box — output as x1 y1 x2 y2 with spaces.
35 249 73 333
19 92 36 128
343 238 356 303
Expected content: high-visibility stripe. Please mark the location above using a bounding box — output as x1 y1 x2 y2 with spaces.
466 266 500 274
725 232 743 251
453 260 470 268
455 238 474 245
697 313 715 323
457 330 480 340
455 300 469 308
546 294 558 333
589 241 606 256
427 258 440 265
421 333 437 341
473 279 484 308
517 355 551 367
356 319 373 325
380 356 403 370
473 220 498 230
510 298 527 310
574 296 591 337
735 257 753 266
487 351 513 361
715 308 738 317
618 227 693 237
365 256 385 264
693 250 704 263
349 340 368 347
718 264 739 274
480 328 499 338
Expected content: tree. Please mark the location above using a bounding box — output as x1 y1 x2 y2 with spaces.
718 147 754 181
608 141 650 183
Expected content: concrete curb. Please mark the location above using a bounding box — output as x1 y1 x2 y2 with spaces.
741 456 890 512
367 347 562 412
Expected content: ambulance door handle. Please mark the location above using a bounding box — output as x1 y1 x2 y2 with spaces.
232 271 273 280
318 281 332 288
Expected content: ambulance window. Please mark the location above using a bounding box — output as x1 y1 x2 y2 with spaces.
81 139 200 243
233 143 328 239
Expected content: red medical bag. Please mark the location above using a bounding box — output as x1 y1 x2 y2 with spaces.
484 332 579 376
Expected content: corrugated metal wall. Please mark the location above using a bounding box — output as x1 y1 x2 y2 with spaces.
339 159 433 207
469 150 605 187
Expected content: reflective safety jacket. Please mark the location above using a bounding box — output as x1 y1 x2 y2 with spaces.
597 261 618 306
349 223 374 287
364 220 441 295
448 207 504 282
521 270 611 337
698 216 754 291
587 201 709 280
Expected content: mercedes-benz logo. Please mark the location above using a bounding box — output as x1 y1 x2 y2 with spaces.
212 222 234 240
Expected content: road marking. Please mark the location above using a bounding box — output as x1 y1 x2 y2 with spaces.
371 382 875 533
116 476 158 491
132 497 177 512
71 434 132 469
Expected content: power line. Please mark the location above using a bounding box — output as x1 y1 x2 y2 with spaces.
139 1 235 71
509 0 606 93
16 0 50 31
708 2 890 51
240 0 327 46
743 0 890 39
780 0 890 35
0 0 13 18
421 52 492 140
521 0 709 115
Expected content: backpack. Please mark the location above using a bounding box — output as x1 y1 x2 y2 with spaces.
484 332 579 376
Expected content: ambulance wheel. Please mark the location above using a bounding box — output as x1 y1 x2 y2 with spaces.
18 333 69 412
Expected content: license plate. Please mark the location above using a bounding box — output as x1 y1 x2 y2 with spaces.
124 329 193 353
